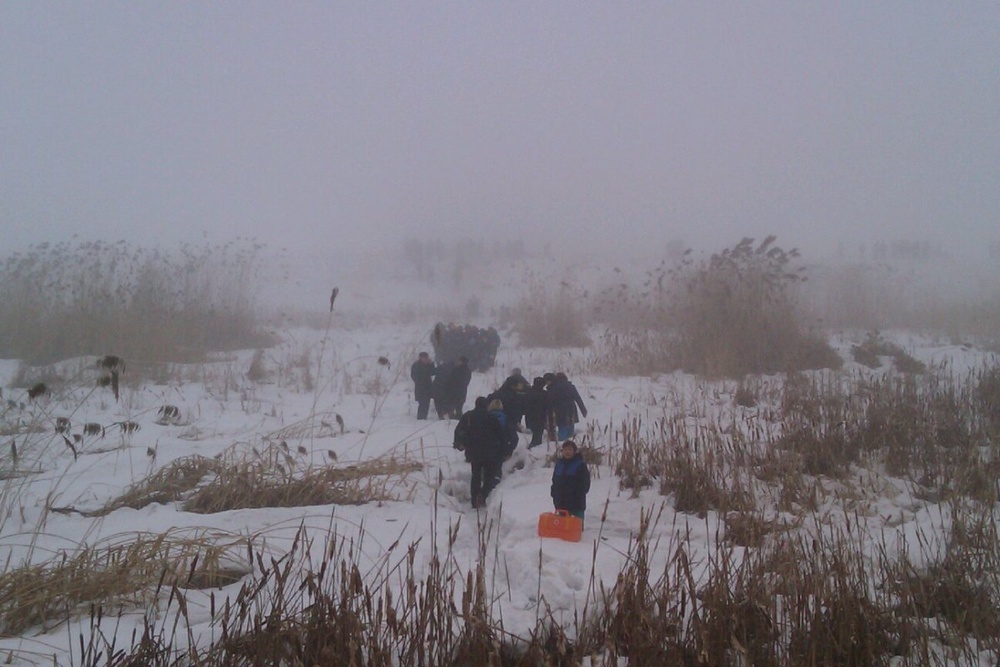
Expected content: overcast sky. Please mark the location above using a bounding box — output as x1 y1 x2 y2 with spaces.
2 2 998 259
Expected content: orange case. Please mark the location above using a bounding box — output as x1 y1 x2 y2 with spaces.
537 510 583 542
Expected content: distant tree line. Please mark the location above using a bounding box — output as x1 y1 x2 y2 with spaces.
400 238 528 285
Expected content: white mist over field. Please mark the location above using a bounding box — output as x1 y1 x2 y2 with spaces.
265 238 1000 335
2 3 999 261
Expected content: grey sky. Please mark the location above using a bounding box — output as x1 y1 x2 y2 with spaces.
2 2 998 258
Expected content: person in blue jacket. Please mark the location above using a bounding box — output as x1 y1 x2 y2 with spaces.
487 398 519 460
551 440 590 526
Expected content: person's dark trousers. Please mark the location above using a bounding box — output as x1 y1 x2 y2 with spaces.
528 428 544 448
417 397 431 420
470 460 486 507
483 458 503 497
436 398 455 419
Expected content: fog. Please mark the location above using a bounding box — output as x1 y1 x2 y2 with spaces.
2 2 999 261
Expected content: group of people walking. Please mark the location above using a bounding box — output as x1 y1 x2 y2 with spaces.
452 397 590 518
491 369 589 446
423 361 590 519
430 322 501 372
412 358 589 444
410 352 472 420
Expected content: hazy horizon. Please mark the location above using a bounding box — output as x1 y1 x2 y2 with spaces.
2 3 999 261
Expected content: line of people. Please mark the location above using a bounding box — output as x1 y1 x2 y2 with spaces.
412 356 589 445
449 367 589 511
452 397 591 520
488 368 588 447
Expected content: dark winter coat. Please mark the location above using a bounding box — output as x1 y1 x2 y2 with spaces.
494 373 530 421
448 360 472 408
523 383 550 431
547 377 587 428
432 361 455 403
453 409 473 458
410 360 436 402
551 453 591 513
489 408 519 459
459 405 505 465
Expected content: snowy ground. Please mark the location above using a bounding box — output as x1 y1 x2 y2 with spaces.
1 317 997 664
2 241 999 664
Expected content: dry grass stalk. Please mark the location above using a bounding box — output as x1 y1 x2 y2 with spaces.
0 531 249 637
89 455 224 517
183 447 422 514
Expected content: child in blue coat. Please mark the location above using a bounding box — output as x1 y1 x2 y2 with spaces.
551 440 590 526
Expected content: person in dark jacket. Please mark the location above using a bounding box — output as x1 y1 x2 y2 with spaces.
551 440 590 525
432 360 456 419
523 377 549 449
542 372 557 441
410 351 436 420
456 397 506 508
494 368 530 427
449 356 473 415
547 372 587 440
453 403 474 458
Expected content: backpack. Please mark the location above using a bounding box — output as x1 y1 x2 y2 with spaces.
453 412 472 451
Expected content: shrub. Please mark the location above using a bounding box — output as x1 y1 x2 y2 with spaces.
511 282 591 348
734 379 758 408
973 365 1000 435
798 259 1000 343
666 237 840 377
597 237 841 377
851 331 926 373
0 240 276 366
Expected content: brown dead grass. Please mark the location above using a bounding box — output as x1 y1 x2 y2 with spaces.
0 531 249 637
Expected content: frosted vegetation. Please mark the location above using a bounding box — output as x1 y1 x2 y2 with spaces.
1 237 999 665
0 240 276 366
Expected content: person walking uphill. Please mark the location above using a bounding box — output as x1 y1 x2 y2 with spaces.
524 377 550 449
455 397 506 508
432 359 456 419
493 368 530 428
448 356 473 416
547 372 587 440
551 440 590 526
410 351 437 420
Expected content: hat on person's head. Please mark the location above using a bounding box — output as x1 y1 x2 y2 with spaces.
561 440 578 452
511 368 522 376
418 351 430 359
488 399 503 411
475 396 488 409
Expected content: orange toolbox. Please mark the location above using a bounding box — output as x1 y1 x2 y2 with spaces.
537 510 583 542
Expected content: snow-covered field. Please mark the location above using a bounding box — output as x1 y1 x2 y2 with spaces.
1 250 999 665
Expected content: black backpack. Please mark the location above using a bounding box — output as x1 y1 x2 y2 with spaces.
453 412 472 451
